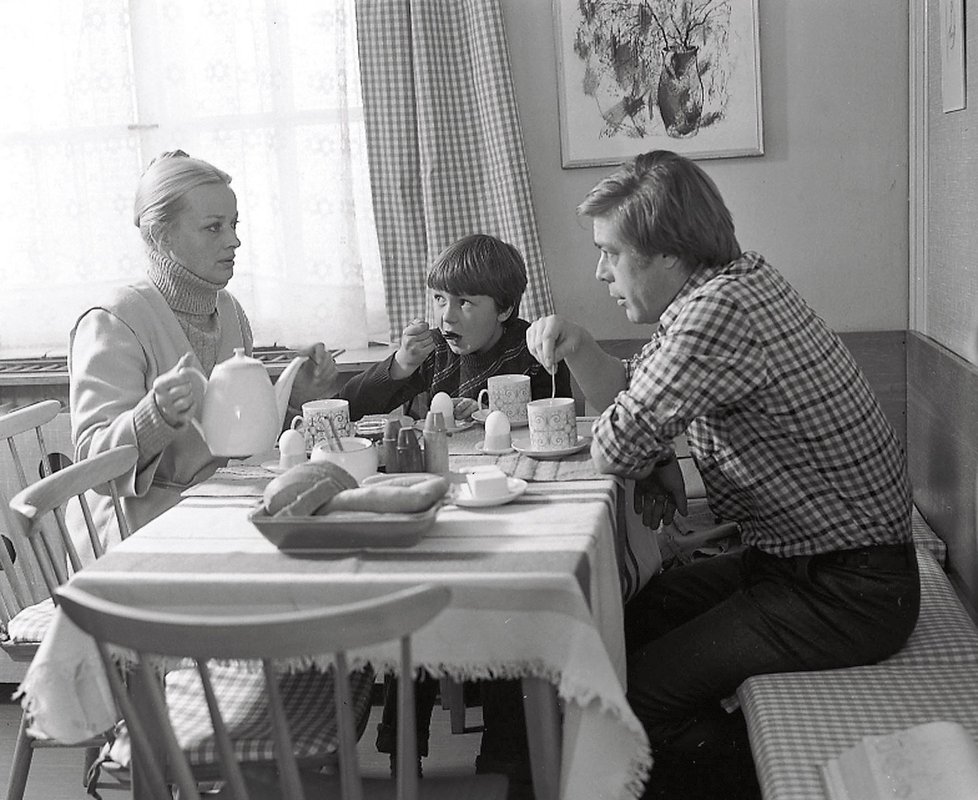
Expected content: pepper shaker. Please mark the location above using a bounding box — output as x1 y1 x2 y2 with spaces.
396 427 424 473
422 411 450 474
382 418 402 473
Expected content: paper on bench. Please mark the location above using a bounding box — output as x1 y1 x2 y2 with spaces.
820 720 978 800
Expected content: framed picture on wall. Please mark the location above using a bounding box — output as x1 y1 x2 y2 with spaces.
940 0 966 112
553 0 764 167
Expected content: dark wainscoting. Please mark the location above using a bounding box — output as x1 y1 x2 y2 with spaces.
908 331 978 619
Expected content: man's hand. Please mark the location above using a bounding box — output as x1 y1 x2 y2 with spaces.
525 315 588 374
633 456 688 530
393 319 435 378
289 343 341 407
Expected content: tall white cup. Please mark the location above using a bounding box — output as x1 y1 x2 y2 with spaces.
526 397 578 451
477 374 531 425
291 398 352 452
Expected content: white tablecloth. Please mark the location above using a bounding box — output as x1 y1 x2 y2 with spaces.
19 466 650 800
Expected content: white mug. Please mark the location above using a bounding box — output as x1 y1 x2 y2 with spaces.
310 436 379 483
477 374 531 425
291 398 352 452
526 397 578 451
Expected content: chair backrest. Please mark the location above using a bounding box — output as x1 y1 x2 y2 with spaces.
0 400 66 615
55 582 450 800
9 445 138 598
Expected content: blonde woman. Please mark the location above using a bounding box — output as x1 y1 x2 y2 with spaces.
69 151 339 559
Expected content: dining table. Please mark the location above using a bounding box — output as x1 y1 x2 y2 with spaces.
17 417 660 800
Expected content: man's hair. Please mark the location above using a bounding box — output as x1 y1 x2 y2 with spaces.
427 234 527 326
577 150 741 270
134 150 232 250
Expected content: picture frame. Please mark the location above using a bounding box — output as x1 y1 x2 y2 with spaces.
553 0 764 168
940 0 966 113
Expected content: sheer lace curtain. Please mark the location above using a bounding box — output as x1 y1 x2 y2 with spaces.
0 0 388 359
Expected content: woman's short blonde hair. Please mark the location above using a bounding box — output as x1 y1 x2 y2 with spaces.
577 150 741 271
133 150 231 249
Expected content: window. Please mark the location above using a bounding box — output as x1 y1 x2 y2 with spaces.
0 0 389 359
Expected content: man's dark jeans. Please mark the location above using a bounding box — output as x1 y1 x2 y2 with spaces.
625 542 921 799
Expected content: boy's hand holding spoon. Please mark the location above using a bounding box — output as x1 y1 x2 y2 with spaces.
392 318 436 379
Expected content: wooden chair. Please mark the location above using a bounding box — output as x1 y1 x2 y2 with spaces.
0 399 66 636
55 582 509 800
5 442 139 800
12 443 137 594
10 443 379 796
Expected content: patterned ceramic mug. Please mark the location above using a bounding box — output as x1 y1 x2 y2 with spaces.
526 397 578 451
477 374 531 425
291 398 352 452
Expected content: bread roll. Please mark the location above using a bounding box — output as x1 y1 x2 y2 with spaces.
324 475 449 514
263 461 358 516
278 476 350 516
362 474 433 488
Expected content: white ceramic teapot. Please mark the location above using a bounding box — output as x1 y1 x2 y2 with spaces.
186 348 307 458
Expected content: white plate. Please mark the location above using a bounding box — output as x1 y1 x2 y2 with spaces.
511 436 592 460
476 441 515 455
471 409 528 428
413 418 475 435
260 459 288 474
451 477 527 507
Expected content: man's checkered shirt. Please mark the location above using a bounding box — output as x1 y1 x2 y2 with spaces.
592 251 911 557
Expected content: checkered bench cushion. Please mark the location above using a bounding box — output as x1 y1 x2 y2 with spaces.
717 551 975 717
881 548 978 667
911 505 947 567
4 597 54 644
107 663 375 769
738 662 978 800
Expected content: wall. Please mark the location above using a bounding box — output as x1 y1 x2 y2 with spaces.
918 0 978 363
906 1 978 616
501 0 910 340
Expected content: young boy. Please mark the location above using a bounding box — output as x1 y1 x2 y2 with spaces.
341 233 571 420
340 233 572 790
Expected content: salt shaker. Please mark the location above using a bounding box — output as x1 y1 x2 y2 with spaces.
382 418 402 473
422 411 450 474
396 427 424 472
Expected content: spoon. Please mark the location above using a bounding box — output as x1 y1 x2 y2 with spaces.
327 417 346 451
551 369 557 399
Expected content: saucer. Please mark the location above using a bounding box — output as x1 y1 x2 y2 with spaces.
413 418 475 435
472 409 529 428
260 459 289 474
452 477 527 507
476 441 515 455
511 436 592 460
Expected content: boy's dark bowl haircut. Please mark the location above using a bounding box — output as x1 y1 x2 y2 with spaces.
427 234 527 326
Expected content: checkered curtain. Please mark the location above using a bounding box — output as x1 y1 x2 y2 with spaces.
355 0 555 340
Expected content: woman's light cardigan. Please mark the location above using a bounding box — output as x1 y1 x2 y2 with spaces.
68 279 251 562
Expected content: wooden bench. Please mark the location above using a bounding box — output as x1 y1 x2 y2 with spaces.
736 508 978 799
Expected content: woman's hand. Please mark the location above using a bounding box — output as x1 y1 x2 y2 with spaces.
632 456 688 530
153 352 199 429
392 319 435 378
290 343 341 407
526 315 588 374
